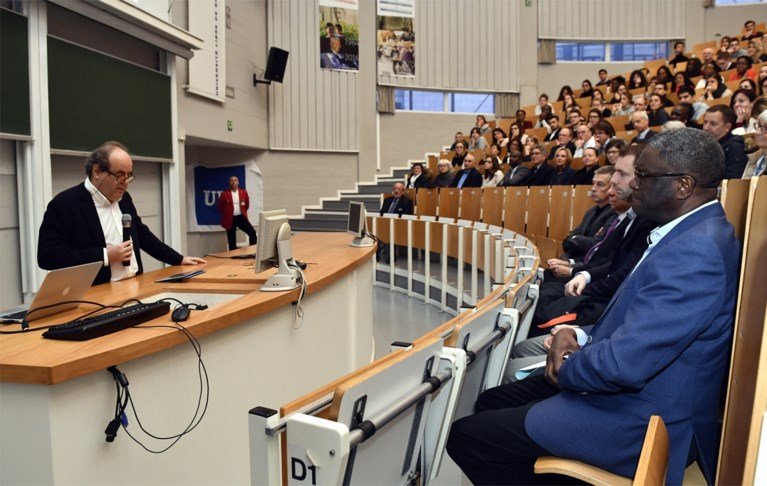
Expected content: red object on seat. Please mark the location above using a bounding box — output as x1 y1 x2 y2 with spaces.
537 313 578 329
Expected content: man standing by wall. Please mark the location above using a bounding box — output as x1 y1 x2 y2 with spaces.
218 176 258 251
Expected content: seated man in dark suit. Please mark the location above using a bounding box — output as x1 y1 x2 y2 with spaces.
448 128 739 485
526 145 556 186
703 105 749 179
543 113 561 142
38 141 206 286
449 154 483 188
630 110 656 144
546 127 576 161
561 166 616 258
379 182 413 216
502 146 530 186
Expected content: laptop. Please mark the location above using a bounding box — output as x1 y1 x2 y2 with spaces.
0 261 103 323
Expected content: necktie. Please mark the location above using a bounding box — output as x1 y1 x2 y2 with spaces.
457 172 469 188
389 198 399 214
754 155 765 177
583 216 623 264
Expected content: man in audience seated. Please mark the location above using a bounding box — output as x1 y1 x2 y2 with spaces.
716 51 733 72
573 123 596 157
562 166 616 257
595 68 609 86
38 141 206 286
544 113 561 141
502 147 530 186
571 147 601 186
669 41 689 68
653 82 675 108
517 109 533 130
678 86 709 121
534 105 552 131
671 103 701 129
630 111 655 144
703 105 749 178
593 121 615 153
450 154 483 188
701 47 715 65
451 141 467 168
567 109 583 127
526 145 555 186
547 127 576 161
379 182 413 216
449 132 466 151
448 128 739 485
632 94 647 113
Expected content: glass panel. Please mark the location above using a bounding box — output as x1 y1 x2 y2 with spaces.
410 91 444 111
394 89 410 110
451 93 494 113
611 42 669 62
556 42 606 62
716 0 764 5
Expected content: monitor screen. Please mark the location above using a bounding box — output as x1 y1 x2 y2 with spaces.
347 202 364 237
255 209 289 274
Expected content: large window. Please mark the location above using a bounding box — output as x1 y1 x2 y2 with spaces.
556 41 671 62
394 89 495 114
556 42 606 62
715 0 765 5
610 42 668 62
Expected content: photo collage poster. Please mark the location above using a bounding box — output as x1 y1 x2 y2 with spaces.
377 0 415 77
319 0 360 71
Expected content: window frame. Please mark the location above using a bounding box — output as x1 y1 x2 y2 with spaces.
393 88 496 115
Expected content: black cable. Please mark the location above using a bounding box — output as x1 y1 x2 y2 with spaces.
0 301 123 334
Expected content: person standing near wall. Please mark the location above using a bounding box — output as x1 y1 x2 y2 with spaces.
218 176 258 251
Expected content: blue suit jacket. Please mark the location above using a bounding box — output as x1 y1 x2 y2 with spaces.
526 203 739 484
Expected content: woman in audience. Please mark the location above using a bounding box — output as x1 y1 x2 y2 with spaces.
731 89 758 134
656 65 673 85
740 79 758 92
509 123 528 147
607 77 627 102
580 79 595 98
405 162 430 189
608 83 628 104
702 75 733 100
505 139 525 163
592 99 612 118
468 127 488 151
729 55 758 82
557 85 574 102
432 159 454 188
562 92 577 112
481 156 504 187
548 147 575 185
613 92 635 116
587 108 603 128
475 115 491 135
647 93 670 127
719 36 731 54
535 93 554 115
748 39 767 63
685 57 703 78
759 65 767 95
488 144 503 165
761 77 767 96
742 109 767 177
571 146 600 185
672 72 695 94
492 128 509 148
524 136 539 159
603 139 625 166
696 62 718 90
629 70 648 90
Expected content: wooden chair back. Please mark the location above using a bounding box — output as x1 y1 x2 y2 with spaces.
548 186 573 241
460 188 482 222
526 186 550 238
415 188 438 217
481 187 504 227
437 188 460 219
570 185 594 231
720 178 752 242
504 187 527 234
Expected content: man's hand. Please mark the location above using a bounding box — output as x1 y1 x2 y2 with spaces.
543 324 580 350
565 273 588 296
180 256 207 265
550 265 573 278
107 241 133 264
545 328 579 386
547 258 571 268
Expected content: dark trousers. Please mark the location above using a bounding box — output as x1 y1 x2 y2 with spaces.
446 375 582 485
226 214 258 250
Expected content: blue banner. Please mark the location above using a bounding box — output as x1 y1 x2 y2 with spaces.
193 165 246 226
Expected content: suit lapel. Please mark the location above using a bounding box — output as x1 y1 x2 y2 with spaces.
77 184 106 247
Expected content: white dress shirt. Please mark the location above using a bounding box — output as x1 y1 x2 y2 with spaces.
84 177 138 281
231 189 242 216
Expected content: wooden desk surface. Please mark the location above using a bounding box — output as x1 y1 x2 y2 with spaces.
0 233 375 386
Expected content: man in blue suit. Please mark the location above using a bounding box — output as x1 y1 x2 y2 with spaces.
447 128 739 485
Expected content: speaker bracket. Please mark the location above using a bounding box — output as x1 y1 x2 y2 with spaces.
253 75 272 86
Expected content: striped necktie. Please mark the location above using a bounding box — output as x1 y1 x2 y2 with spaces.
583 215 625 264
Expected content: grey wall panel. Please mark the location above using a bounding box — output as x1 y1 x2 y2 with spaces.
538 0 686 41
268 0 359 151
378 0 520 93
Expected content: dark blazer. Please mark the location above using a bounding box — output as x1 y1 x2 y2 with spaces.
719 132 748 179
38 183 183 286
576 214 656 279
544 127 560 142
405 174 430 189
571 166 597 186
451 153 466 168
449 168 483 188
562 205 616 257
502 163 531 187
528 203 739 484
526 162 556 186
548 167 576 185
547 141 577 160
631 129 656 144
379 195 414 216
647 109 669 127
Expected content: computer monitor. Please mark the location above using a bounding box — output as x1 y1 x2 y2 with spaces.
255 210 300 291
347 202 375 247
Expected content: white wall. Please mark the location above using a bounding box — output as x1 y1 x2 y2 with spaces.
704 4 767 40
0 140 22 309
536 61 643 103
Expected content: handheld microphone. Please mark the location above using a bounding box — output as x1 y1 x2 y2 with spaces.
397 207 404 218
122 214 132 267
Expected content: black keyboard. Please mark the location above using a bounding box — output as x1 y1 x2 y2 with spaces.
43 302 171 341
1 309 27 321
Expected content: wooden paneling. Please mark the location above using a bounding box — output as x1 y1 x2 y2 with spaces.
504 187 527 234
438 188 460 219
460 188 482 222
571 186 594 231
720 178 752 243
526 186 550 238
416 188 438 217
482 188 504 227
548 186 572 241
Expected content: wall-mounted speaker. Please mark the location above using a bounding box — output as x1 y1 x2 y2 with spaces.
254 47 289 85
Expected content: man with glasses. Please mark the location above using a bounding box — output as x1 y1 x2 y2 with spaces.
526 145 555 186
38 141 206 286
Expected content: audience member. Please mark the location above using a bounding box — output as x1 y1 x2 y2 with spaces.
379 182 413 216
697 62 718 89
678 86 709 120
505 139 525 163
567 108 583 127
527 145 556 186
492 127 509 147
647 94 671 127
580 79 595 98
603 139 625 166
730 55 758 81
628 69 647 90
535 93 555 115
747 39 766 63
534 105 553 130
562 92 577 112
731 88 758 134
670 103 701 129
451 141 467 167
586 108 603 128
405 162 430 189
703 105 749 178
742 109 767 177
517 109 533 130
729 38 747 59
571 147 600 186
662 120 687 131
612 93 634 116
686 57 703 77
573 123 596 157
653 83 675 107
557 85 574 102
669 41 689 68
468 127 488 151
502 147 530 186
450 154 483 188
544 113 561 141
630 111 656 144
632 94 648 112
671 72 695 95
476 114 491 134
547 127 576 160
432 159 455 188
595 68 609 86
716 51 734 72
509 123 529 146
701 47 715 65
448 129 737 486
482 156 504 187
563 166 616 257
742 20 764 41
548 148 576 186
449 131 466 151
655 65 673 85
488 143 503 164
740 78 758 93
593 121 615 153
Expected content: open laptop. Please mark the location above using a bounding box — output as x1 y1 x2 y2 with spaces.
0 261 103 323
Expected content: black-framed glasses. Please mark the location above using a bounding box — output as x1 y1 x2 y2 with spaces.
106 169 135 184
634 168 687 181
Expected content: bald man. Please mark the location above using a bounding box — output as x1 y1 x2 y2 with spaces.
38 141 205 286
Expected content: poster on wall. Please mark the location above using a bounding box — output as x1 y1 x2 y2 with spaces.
186 162 263 232
377 0 415 77
319 0 359 71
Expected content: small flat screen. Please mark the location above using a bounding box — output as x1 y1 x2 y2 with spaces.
348 202 363 236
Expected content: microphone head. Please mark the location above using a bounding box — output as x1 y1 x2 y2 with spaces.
122 214 132 228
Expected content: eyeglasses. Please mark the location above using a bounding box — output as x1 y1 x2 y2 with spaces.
633 168 688 184
105 169 135 184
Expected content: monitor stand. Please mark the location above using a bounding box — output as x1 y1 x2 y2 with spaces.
261 232 301 292
349 235 375 247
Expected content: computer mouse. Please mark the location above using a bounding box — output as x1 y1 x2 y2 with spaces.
171 305 191 323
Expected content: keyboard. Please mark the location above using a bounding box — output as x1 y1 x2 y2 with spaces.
42 302 171 341
0 310 27 321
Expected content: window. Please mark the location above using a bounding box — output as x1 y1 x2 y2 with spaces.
394 89 495 114
715 0 765 5
556 42 606 62
611 42 668 62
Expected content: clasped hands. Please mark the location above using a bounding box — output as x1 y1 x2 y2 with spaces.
544 325 580 387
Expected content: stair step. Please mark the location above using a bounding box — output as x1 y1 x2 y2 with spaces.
323 199 380 212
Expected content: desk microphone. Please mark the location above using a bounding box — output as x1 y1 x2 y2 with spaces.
397 207 404 218
122 214 132 267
